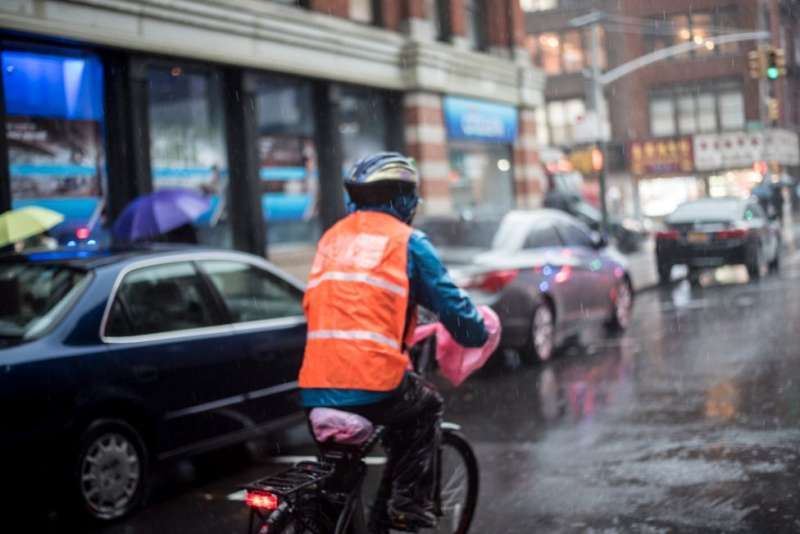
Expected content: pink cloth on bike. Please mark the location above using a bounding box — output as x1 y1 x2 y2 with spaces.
308 407 375 445
410 305 502 387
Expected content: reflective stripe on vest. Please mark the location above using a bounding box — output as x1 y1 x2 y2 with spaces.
307 271 406 296
307 329 400 350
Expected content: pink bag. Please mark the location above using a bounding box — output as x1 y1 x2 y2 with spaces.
410 305 502 387
308 407 375 445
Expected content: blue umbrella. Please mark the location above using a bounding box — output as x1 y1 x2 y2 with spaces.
113 188 211 242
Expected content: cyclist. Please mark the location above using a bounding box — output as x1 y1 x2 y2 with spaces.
298 152 489 532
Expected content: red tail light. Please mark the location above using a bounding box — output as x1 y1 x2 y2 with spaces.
656 230 679 241
715 228 748 240
246 491 279 511
76 227 90 240
467 270 519 292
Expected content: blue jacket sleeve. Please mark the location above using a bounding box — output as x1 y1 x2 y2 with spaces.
408 230 489 348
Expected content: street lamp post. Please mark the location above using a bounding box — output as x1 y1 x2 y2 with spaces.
570 12 610 237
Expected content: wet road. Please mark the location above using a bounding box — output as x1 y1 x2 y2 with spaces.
48 250 800 533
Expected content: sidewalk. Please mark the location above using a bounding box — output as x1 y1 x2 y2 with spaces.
627 217 800 293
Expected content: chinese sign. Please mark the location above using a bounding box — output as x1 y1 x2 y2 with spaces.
694 129 800 171
630 137 694 176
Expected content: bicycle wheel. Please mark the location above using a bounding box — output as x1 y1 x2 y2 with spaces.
430 429 479 534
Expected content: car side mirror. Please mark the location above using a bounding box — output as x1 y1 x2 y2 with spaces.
591 232 608 249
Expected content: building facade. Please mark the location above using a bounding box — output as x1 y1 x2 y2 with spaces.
0 0 545 276
524 0 800 219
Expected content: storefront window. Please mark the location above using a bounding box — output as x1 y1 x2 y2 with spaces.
339 87 389 176
2 49 107 245
449 143 514 217
442 96 517 217
253 75 318 246
147 65 228 247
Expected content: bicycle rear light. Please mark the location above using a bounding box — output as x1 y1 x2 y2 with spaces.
246 490 279 511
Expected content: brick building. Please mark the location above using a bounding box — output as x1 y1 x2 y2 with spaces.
0 0 545 277
525 0 800 219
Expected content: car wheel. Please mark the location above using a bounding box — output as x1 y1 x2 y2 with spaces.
657 263 672 285
73 419 149 522
526 302 555 363
746 244 764 281
607 279 633 333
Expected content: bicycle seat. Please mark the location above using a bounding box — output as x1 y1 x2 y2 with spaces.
309 407 374 446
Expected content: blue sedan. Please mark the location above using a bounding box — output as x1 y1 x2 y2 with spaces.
0 246 307 521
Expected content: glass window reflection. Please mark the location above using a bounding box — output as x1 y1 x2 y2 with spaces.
147 66 228 247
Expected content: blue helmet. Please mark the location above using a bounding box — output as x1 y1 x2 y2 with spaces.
345 152 419 207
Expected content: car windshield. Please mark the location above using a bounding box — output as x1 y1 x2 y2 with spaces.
0 263 90 340
668 199 743 223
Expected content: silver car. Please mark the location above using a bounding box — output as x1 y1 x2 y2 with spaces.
419 209 634 362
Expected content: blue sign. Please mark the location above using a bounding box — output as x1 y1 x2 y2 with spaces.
3 50 105 121
443 96 518 144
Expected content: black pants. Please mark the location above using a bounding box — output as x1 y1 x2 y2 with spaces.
338 373 444 522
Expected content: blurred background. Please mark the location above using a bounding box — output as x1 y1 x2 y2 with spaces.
1 0 798 278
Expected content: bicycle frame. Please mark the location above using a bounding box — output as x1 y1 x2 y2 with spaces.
244 333 448 534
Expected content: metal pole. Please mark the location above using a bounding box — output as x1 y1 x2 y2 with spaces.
590 22 609 237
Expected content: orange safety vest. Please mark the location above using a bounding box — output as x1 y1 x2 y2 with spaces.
299 211 414 392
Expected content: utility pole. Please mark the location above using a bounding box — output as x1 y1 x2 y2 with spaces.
766 0 791 226
590 21 609 238
570 11 609 237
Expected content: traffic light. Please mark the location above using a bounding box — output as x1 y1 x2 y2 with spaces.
749 49 766 79
766 48 786 80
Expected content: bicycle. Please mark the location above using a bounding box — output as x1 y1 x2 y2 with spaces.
242 335 480 534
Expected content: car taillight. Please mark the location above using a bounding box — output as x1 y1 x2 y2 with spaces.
76 227 90 240
715 228 748 240
246 491 279 511
467 270 519 292
656 230 679 241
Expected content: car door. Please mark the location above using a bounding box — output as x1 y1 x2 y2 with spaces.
103 260 252 457
197 259 306 428
553 218 609 320
520 220 583 324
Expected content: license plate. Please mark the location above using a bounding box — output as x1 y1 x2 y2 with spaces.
687 232 709 243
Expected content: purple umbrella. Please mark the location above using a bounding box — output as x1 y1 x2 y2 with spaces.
113 188 211 242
